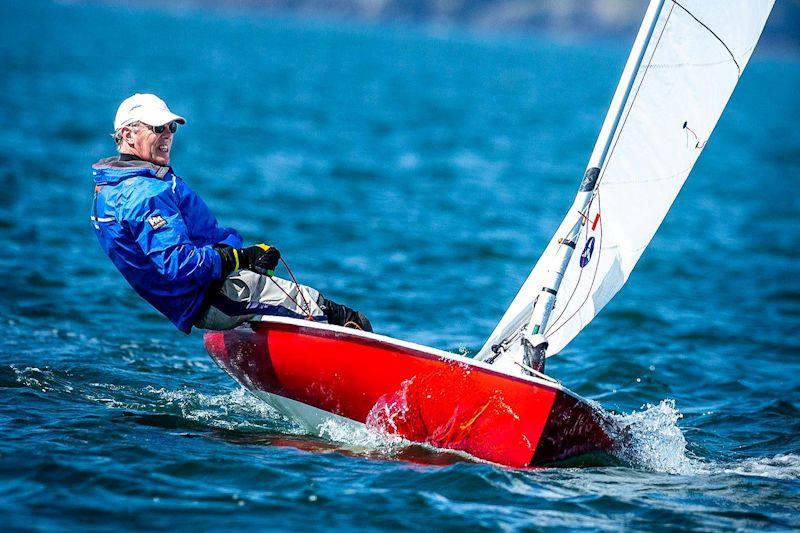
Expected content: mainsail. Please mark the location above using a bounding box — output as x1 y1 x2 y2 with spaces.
477 0 775 363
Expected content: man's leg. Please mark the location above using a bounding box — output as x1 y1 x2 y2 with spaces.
196 271 324 330
196 271 371 332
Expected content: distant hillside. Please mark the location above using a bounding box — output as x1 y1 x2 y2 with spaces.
118 0 800 50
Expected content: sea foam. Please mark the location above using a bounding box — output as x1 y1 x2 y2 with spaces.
609 399 698 474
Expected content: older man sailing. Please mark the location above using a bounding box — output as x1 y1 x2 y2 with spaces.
91 93 371 334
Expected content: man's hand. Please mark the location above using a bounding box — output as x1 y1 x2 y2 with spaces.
242 244 281 276
216 244 281 277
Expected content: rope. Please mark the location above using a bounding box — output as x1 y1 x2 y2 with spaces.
546 189 605 339
264 258 316 320
280 257 315 318
672 0 741 76
543 201 594 332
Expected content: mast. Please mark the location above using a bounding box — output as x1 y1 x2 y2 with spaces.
517 0 667 373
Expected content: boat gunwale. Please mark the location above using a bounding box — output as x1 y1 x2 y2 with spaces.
235 316 591 403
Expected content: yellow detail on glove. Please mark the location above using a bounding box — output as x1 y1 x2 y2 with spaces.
255 244 275 276
232 248 240 271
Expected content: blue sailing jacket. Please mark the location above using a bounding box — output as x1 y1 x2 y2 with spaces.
91 157 243 333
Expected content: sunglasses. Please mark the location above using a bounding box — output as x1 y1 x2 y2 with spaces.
139 121 179 134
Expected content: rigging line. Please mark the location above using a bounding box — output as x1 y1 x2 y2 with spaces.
267 277 313 319
546 188 605 339
281 257 315 318
543 199 595 331
672 0 741 76
264 260 315 319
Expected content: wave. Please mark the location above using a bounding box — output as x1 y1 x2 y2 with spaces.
316 416 484 466
317 418 407 452
609 399 699 474
720 454 800 481
139 386 291 432
8 364 76 394
609 399 800 482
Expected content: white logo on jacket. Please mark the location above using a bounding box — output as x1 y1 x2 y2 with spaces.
147 214 168 230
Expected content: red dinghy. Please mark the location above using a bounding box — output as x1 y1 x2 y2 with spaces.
204 317 616 467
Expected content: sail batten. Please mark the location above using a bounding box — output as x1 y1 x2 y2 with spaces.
478 0 775 362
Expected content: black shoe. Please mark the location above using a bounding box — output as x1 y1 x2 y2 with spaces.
320 297 373 332
344 311 373 332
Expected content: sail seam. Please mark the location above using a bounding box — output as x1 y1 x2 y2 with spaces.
647 47 755 70
671 0 741 76
602 164 694 185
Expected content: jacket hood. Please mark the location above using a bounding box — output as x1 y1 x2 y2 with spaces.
92 156 172 185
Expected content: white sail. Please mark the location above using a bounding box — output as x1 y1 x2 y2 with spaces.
478 0 774 361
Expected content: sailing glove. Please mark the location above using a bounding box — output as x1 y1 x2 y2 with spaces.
216 244 281 278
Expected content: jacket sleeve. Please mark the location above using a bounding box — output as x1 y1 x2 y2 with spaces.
122 184 224 286
179 181 244 249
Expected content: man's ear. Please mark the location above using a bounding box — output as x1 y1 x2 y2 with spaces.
122 126 136 147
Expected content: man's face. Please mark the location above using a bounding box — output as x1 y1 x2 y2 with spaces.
123 122 175 165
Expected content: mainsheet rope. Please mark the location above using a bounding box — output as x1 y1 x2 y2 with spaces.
265 258 316 320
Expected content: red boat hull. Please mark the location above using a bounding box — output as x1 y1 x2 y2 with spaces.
204 318 616 467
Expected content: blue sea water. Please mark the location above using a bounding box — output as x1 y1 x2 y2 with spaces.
1 0 799 530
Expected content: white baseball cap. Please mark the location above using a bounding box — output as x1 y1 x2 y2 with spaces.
114 93 186 130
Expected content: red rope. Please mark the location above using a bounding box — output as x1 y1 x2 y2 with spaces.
265 258 316 320
281 258 314 318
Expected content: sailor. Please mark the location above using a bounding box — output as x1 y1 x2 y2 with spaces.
91 93 372 334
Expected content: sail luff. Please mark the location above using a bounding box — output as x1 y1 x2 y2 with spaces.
587 0 667 171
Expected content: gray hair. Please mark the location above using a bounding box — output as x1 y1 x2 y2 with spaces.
111 121 141 151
